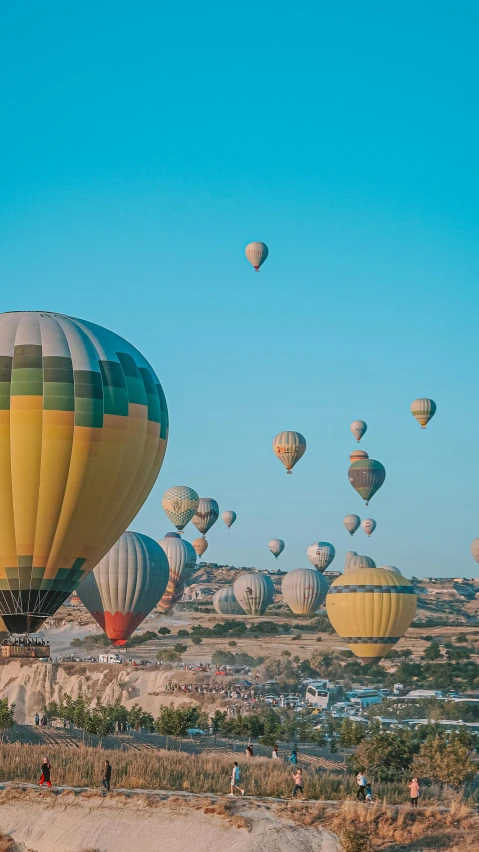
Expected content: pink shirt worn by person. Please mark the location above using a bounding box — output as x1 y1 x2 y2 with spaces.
409 780 420 798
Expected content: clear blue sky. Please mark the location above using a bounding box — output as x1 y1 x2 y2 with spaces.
1 2 478 578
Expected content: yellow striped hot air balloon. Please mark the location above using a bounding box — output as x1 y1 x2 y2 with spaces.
326 567 417 663
0 311 168 633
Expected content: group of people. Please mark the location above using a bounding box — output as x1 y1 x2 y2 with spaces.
356 770 421 807
2 637 49 646
34 713 48 727
229 760 304 799
39 758 112 792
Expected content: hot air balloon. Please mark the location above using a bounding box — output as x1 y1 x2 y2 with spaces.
344 555 376 574
344 551 357 571
382 565 401 574
273 431 306 474
76 532 169 645
269 539 285 558
361 519 376 537
282 568 328 616
348 459 386 505
158 536 197 605
245 241 269 271
307 542 335 572
350 420 367 442
164 532 181 538
350 450 369 464
0 311 168 634
222 510 237 528
158 579 185 613
213 585 245 615
471 539 479 564
326 567 417 663
410 398 436 429
192 498 219 536
343 514 361 536
233 572 275 616
162 486 199 533
193 537 208 558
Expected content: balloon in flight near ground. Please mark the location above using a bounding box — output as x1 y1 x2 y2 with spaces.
0 311 169 634
344 555 376 574
77 532 169 646
410 398 437 429
192 498 219 536
471 539 479 564
233 572 275 616
361 519 376 537
157 579 185 613
343 514 361 536
282 568 328 616
326 566 417 663
213 585 245 616
269 539 285 558
348 459 386 505
162 486 199 533
307 542 335 572
222 510 237 528
272 431 306 473
245 241 269 271
350 450 369 464
192 537 209 558
350 420 367 442
158 535 197 602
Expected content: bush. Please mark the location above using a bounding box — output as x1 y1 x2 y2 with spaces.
191 636 202 645
173 643 187 654
177 630 190 637
291 632 302 641
158 627 171 636
228 641 237 647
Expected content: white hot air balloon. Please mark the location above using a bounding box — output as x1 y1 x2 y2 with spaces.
361 519 376 537
471 539 479 564
272 431 306 473
162 486 199 533
382 565 401 574
158 535 197 594
213 586 245 615
222 510 237 528
344 555 376 574
344 550 357 571
269 539 285 558
245 241 269 271
350 420 367 442
307 542 335 572
192 498 219 536
233 572 275 616
343 514 361 536
282 568 328 616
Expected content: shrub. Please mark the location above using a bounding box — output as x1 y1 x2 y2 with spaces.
191 636 202 645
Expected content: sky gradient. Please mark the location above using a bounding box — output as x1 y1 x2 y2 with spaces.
1 2 478 577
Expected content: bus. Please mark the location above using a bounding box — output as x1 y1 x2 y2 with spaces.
305 682 331 709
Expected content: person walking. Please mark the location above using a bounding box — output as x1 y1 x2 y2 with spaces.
356 770 367 801
102 760 112 792
292 768 304 799
272 745 279 759
365 782 373 803
39 757 51 787
34 713 39 726
229 762 244 796
289 748 298 765
409 777 420 808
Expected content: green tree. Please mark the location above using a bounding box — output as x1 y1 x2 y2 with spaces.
352 730 418 782
0 699 15 742
191 636 202 645
423 642 442 661
413 733 476 788
158 627 171 636
210 710 227 741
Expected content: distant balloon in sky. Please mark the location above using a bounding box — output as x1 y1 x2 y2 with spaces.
344 555 376 573
213 585 245 616
471 539 479 564
410 398 437 429
192 498 219 536
348 458 386 505
245 241 269 271
273 431 306 474
343 514 361 536
307 542 335 572
162 486 199 533
77 532 169 646
350 420 367 442
350 450 369 464
193 537 208 558
282 568 328 616
362 519 376 537
326 567 417 664
222 510 237 528
269 539 285 558
233 572 275 616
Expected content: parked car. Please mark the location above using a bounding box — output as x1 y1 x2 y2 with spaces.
187 728 206 737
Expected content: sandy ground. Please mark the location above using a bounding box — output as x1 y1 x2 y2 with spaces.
0 790 340 852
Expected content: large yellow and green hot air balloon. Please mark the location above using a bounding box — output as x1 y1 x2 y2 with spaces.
326 567 417 663
0 311 168 633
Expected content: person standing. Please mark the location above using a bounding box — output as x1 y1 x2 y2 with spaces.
229 762 244 796
34 713 39 726
408 777 420 808
356 770 367 801
272 745 279 759
289 748 298 765
39 757 51 787
102 760 112 792
292 768 304 798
